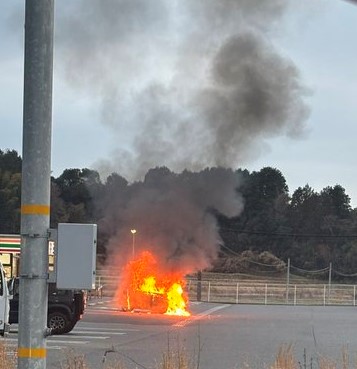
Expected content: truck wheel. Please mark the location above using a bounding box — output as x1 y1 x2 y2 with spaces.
48 312 70 335
61 320 77 334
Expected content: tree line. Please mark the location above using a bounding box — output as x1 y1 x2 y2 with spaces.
1 148 357 273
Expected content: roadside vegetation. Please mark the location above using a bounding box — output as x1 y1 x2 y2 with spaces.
0 341 16 369
0 342 353 369
1 148 357 277
53 345 357 369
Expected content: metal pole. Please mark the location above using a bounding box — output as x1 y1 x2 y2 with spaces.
197 270 202 302
236 283 239 304
328 262 332 304
323 285 326 306
130 229 136 258
264 284 268 305
18 1 54 369
132 234 135 258
286 258 290 304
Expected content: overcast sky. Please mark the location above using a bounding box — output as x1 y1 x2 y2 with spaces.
1 0 356 207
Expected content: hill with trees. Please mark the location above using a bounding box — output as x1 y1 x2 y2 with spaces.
1 149 357 274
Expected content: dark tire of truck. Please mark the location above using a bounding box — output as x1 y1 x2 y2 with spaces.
48 311 71 335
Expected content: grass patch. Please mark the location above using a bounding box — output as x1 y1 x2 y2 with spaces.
1 341 355 369
0 341 16 369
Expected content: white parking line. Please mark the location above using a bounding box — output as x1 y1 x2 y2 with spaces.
2 337 18 342
75 327 139 332
173 304 231 327
72 331 126 335
47 339 89 344
197 304 231 317
47 346 65 350
3 338 90 345
61 335 109 340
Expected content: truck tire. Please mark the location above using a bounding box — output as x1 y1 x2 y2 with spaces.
62 320 77 334
48 312 71 335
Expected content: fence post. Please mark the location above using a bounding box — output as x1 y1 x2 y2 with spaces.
265 284 268 305
328 262 332 304
323 285 326 306
236 283 239 304
294 285 297 305
354 285 356 306
286 258 290 304
208 281 211 302
197 270 202 302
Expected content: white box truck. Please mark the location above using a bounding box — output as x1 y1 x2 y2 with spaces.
0 262 10 335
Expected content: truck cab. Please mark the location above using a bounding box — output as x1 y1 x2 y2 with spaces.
8 277 86 334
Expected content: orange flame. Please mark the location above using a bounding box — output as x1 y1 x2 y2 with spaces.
114 251 190 316
140 276 165 295
165 283 190 317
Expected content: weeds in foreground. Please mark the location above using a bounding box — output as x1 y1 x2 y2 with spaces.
60 349 89 369
0 341 16 369
271 345 298 369
0 341 355 369
159 345 192 369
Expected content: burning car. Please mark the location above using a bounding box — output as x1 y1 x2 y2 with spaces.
113 251 190 317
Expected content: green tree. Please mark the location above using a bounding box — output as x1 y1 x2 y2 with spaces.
320 185 351 219
0 150 22 233
219 167 290 257
54 168 103 222
50 180 69 227
0 172 21 233
0 149 22 173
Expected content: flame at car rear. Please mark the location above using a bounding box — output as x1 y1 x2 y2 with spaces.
114 250 190 316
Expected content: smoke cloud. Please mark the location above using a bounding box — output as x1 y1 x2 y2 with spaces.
2 1 313 278
50 0 310 274
54 0 310 180
98 167 243 274
4 2 311 277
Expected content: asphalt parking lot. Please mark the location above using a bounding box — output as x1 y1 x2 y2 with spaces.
8 300 357 369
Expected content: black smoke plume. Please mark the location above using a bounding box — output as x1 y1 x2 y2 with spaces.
53 0 309 179
6 1 310 273
98 167 243 273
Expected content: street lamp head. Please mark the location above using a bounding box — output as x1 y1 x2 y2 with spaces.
131 229 137 235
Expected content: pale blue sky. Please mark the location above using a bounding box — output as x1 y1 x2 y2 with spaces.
1 1 356 207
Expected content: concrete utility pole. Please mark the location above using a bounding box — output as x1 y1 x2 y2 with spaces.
18 1 54 368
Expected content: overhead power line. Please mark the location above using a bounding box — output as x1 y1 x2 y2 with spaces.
220 227 357 239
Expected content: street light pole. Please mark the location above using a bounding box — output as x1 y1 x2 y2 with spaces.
130 229 137 258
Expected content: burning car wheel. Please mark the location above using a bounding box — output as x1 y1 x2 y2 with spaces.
48 312 70 334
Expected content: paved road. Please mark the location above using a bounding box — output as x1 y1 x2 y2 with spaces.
5 298 357 369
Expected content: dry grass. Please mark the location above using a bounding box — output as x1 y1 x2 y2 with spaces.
317 347 351 369
103 364 127 369
0 341 16 369
158 346 192 369
271 345 298 369
60 350 89 369
1 340 356 369
270 345 356 369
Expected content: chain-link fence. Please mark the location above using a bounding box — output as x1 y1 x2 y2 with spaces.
187 277 357 306
95 253 357 306
94 271 357 306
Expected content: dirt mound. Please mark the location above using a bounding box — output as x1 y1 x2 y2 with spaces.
210 250 286 274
